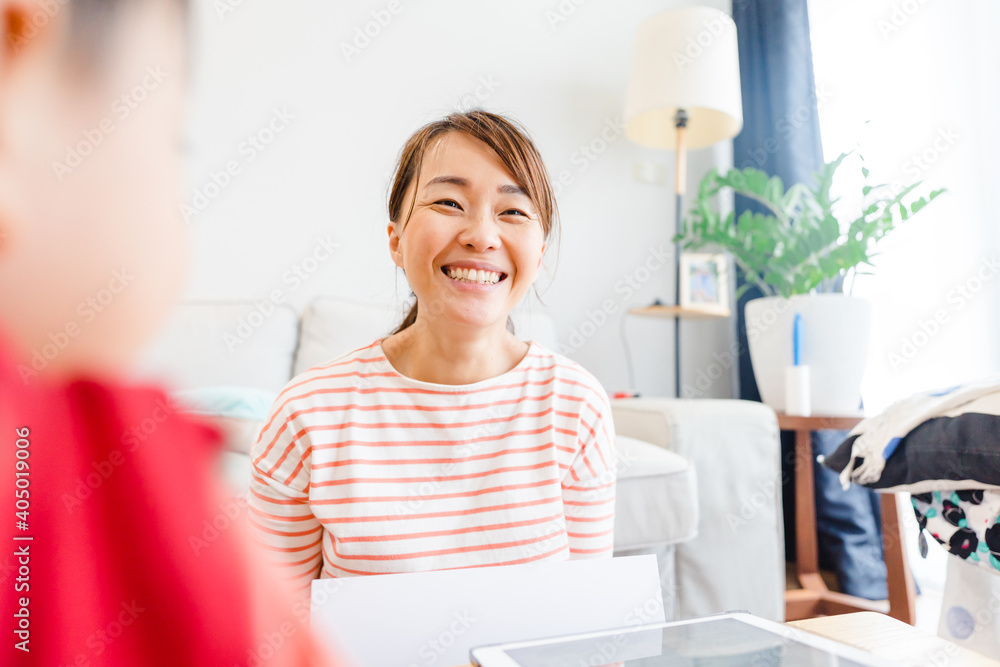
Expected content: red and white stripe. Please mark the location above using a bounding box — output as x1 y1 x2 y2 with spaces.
249 340 616 592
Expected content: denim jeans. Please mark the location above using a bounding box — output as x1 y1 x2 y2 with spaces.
813 429 889 599
782 429 889 600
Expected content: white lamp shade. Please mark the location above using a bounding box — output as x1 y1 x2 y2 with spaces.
624 7 743 150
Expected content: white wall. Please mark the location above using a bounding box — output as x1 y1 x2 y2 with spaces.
179 0 737 398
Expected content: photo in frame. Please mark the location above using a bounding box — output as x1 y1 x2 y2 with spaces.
679 253 730 314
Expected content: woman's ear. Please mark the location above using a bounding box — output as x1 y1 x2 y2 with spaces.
387 222 405 270
537 243 547 269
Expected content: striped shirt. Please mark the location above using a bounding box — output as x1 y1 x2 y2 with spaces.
248 339 616 592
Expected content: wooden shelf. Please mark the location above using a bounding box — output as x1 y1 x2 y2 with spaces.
627 305 731 319
775 412 866 431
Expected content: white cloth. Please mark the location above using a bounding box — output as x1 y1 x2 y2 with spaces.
840 376 1000 490
939 555 1000 659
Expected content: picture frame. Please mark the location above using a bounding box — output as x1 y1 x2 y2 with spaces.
679 253 730 314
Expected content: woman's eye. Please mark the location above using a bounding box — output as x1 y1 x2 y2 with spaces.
503 209 528 217
435 199 461 209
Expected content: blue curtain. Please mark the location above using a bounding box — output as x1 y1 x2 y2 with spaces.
732 0 888 601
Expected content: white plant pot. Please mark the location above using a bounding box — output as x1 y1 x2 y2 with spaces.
745 294 871 414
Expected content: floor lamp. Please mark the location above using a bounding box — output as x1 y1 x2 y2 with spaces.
623 7 743 398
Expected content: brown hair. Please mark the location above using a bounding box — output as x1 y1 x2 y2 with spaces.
387 109 559 333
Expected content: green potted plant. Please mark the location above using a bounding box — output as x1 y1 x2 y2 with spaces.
675 153 944 412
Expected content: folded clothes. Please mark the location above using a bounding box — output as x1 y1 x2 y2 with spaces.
821 378 1000 493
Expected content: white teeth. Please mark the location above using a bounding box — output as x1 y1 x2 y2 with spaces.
445 266 502 284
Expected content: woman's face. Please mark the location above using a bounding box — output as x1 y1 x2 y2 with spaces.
0 0 188 379
389 132 546 333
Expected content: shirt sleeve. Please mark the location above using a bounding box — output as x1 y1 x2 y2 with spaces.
248 395 324 594
561 384 617 559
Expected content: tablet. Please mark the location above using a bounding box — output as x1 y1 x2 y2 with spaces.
470 612 895 666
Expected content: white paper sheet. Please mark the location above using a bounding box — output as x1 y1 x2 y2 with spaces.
310 554 664 667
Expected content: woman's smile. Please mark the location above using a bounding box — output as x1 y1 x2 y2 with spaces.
440 261 509 287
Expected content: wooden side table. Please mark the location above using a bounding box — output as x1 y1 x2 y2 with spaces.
778 413 917 625
790 612 1000 666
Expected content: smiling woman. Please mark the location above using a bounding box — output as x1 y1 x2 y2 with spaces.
249 110 617 592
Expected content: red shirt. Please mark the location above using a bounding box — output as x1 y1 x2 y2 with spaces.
0 334 336 666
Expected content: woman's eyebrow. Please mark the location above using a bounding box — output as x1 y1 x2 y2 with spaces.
423 175 529 197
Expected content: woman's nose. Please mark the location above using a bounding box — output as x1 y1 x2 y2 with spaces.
457 209 501 251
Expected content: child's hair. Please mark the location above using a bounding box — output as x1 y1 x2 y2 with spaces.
68 0 187 55
386 109 559 333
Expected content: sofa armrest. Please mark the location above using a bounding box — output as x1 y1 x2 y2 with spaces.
611 398 785 621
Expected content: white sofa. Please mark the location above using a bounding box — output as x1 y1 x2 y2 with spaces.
136 297 783 621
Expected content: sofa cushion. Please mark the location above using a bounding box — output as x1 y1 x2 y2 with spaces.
293 297 562 376
134 301 299 393
614 435 699 550
171 386 276 456
293 297 402 376
172 386 278 421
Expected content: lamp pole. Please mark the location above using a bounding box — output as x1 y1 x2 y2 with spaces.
673 108 688 399
623 7 742 401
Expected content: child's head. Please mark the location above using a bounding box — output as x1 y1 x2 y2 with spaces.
0 0 188 380
386 110 558 333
